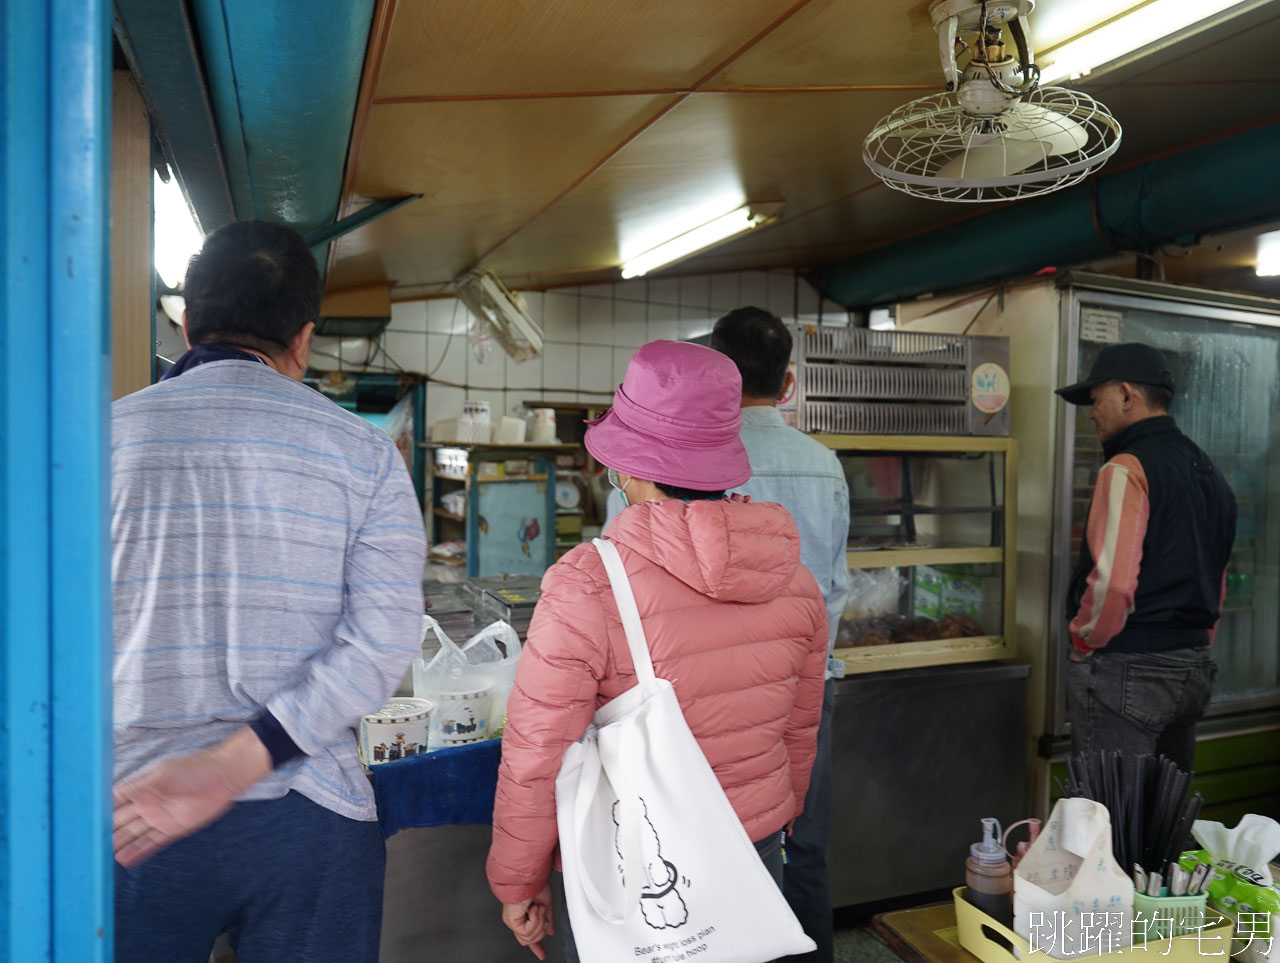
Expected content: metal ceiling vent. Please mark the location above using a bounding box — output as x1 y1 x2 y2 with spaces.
453 269 544 363
864 1 1122 202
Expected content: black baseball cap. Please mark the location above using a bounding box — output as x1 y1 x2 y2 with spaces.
1055 342 1175 406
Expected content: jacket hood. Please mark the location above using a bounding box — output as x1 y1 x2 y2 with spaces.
606 494 801 603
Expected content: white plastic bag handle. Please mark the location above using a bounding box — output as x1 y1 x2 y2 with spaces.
421 613 462 654
462 619 523 662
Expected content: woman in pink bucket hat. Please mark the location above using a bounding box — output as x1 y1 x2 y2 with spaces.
487 340 829 960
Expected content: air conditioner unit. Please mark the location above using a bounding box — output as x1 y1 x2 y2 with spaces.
453 269 544 363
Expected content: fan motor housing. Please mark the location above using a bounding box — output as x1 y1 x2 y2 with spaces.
959 59 1022 116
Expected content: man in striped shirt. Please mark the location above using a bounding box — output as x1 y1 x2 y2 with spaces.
110 221 426 962
1057 343 1235 771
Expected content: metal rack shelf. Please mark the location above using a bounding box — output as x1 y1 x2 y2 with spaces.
850 502 1001 517
847 546 1003 570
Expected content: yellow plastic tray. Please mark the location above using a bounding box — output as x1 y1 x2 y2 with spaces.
954 887 1234 962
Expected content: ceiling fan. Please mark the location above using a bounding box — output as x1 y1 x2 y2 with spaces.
863 0 1122 202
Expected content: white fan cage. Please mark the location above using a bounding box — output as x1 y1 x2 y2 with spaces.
863 85 1122 202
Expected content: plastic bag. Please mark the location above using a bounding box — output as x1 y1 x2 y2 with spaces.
1013 797 1133 958
842 567 905 620
460 620 522 737
413 615 498 748
1180 814 1280 963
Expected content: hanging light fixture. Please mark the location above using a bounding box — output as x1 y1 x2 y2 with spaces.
1039 0 1264 84
619 202 782 279
1256 230 1280 278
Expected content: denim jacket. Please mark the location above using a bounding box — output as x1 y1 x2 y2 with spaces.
732 406 851 667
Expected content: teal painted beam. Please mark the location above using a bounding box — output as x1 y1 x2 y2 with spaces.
303 194 422 248
191 0 376 236
1 3 55 954
818 121 1280 309
114 0 237 231
2 0 112 959
48 1 113 957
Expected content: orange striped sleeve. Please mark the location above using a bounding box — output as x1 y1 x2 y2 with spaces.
1069 454 1149 652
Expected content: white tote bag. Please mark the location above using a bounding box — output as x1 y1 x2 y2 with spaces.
554 538 815 963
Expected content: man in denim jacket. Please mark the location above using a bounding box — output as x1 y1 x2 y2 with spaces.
712 307 851 963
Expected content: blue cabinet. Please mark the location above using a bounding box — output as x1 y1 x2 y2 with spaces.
431 445 559 578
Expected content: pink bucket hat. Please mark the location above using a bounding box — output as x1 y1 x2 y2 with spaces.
584 340 750 490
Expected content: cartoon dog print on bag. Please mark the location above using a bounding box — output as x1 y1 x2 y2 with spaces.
612 797 689 929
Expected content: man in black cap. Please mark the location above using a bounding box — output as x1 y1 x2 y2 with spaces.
1056 342 1236 771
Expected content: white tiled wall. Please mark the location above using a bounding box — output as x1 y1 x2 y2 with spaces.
311 269 849 425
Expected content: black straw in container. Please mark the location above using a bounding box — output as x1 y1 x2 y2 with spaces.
1064 752 1200 883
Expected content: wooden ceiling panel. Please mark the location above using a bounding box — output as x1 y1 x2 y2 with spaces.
678 184 976 276
1091 81 1280 167
375 0 802 99
326 0 1280 299
480 90 909 280
327 93 671 289
699 0 1153 91
702 0 942 89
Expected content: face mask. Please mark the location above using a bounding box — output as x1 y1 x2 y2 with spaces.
607 467 632 508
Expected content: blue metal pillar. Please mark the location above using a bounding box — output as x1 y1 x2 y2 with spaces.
2 1 113 960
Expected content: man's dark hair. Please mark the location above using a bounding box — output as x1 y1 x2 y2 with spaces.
654 482 726 501
182 220 321 354
709 306 792 399
1133 382 1174 412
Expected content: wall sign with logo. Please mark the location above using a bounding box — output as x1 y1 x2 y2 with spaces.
971 362 1010 415
966 335 1012 435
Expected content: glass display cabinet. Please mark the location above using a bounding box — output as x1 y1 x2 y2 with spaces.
816 434 1019 674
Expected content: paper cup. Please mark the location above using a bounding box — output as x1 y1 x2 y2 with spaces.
529 407 557 443
428 688 494 746
359 697 434 766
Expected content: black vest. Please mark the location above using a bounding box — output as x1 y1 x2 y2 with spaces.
1067 415 1237 654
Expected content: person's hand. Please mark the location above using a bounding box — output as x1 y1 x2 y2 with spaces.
501 884 555 960
112 726 272 867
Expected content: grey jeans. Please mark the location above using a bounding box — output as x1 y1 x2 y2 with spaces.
1066 646 1216 771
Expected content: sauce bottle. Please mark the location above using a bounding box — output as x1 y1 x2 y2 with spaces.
966 817 1013 926
1003 817 1041 871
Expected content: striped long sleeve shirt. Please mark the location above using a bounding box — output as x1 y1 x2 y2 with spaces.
1069 449 1229 653
112 361 426 820
1069 455 1149 652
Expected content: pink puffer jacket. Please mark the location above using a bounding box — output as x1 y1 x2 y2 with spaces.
486 494 828 904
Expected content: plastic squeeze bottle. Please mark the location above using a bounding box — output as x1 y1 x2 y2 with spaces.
1003 817 1042 870
965 817 1013 926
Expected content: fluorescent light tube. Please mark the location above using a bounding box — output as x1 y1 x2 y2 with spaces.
1257 231 1280 277
1039 0 1253 85
619 204 776 279
153 168 204 291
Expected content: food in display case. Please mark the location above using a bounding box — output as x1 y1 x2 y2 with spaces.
837 560 998 647
839 612 985 647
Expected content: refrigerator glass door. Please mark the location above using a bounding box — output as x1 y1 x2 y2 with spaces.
1066 296 1280 711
